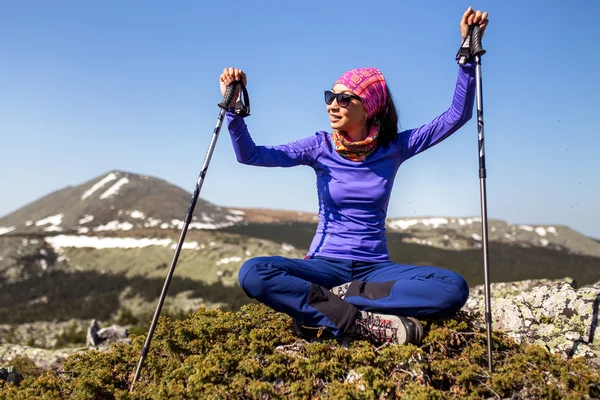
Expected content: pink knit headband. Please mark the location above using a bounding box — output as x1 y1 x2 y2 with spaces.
334 67 388 117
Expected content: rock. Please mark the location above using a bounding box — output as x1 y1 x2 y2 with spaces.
463 278 600 365
462 277 575 313
87 319 129 350
0 366 23 385
86 320 100 347
97 325 129 344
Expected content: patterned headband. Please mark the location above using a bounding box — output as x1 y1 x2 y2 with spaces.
334 68 388 117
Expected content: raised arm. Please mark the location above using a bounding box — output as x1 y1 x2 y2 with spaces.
226 111 323 167
397 62 476 161
397 6 487 161
220 67 323 167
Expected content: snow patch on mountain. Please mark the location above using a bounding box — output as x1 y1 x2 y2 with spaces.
129 210 145 219
94 221 134 231
518 225 534 232
456 218 481 225
169 217 243 230
216 256 242 265
144 218 161 228
0 226 15 235
35 214 63 227
170 242 199 250
388 218 450 230
387 217 485 230
99 177 130 199
79 215 94 225
72 214 243 232
81 173 118 200
200 214 214 222
45 235 200 250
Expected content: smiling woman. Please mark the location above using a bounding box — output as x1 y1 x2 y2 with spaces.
326 67 398 160
218 7 489 347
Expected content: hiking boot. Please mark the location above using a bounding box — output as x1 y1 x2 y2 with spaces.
347 310 424 345
291 319 333 340
330 282 351 299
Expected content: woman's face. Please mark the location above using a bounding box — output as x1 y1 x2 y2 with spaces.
327 84 368 133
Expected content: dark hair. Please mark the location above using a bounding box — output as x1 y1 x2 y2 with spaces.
367 86 399 147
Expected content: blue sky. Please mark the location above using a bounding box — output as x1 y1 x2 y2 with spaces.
1 0 599 239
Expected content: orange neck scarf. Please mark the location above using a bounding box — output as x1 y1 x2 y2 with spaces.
332 126 379 162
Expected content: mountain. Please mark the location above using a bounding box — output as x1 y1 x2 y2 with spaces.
0 170 244 235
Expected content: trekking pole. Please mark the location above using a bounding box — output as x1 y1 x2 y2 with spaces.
129 80 250 392
457 24 492 373
471 25 493 374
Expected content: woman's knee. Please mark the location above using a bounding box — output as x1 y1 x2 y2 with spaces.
442 271 470 313
238 256 280 298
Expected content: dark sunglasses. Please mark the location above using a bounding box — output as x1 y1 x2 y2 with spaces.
324 90 362 108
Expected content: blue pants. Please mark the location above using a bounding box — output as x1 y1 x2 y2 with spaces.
238 256 469 337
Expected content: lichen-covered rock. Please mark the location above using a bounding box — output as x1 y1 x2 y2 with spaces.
463 277 575 312
463 278 600 366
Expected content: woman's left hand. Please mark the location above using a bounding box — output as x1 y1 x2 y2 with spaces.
461 6 489 41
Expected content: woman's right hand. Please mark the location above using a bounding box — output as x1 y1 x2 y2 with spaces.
220 67 247 107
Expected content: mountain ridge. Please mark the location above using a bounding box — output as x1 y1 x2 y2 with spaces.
1 169 599 258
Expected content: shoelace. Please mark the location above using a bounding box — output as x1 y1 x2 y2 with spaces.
355 314 398 343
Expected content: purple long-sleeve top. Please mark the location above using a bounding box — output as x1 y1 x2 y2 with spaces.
226 63 476 262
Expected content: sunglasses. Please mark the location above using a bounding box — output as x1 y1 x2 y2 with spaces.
324 90 362 108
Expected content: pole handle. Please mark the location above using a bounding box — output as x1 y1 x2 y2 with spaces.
217 81 251 117
471 25 486 57
218 82 239 110
456 24 486 65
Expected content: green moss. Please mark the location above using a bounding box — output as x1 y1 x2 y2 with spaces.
2 304 599 399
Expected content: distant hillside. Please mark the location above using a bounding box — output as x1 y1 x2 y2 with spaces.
0 229 305 324
0 170 245 234
219 222 600 288
386 216 600 258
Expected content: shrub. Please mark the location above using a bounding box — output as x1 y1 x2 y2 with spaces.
2 305 599 399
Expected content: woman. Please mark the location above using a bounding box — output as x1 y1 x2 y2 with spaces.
220 7 489 345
